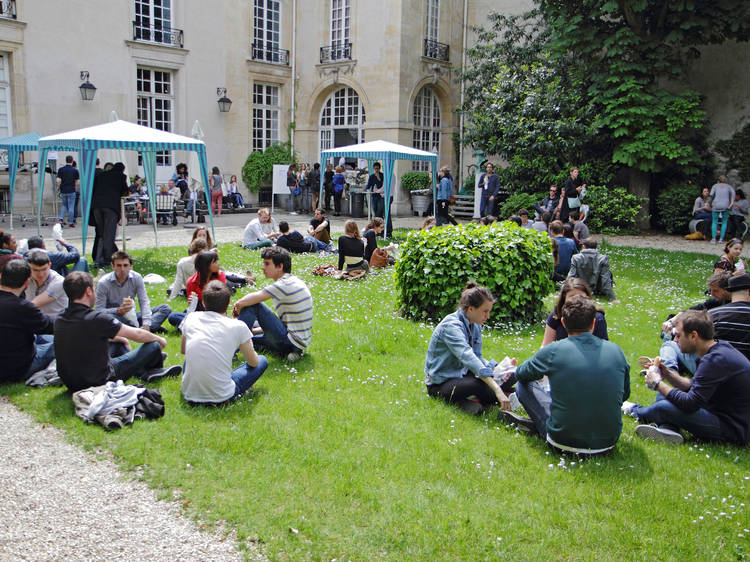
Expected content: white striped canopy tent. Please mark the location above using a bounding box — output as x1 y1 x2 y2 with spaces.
37 120 214 251
320 140 438 237
0 132 43 229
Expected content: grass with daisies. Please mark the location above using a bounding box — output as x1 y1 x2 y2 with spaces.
3 236 750 560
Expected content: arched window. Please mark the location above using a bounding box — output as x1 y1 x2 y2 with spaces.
319 87 366 154
412 86 440 171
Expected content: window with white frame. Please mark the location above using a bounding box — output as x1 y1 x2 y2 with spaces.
330 0 350 49
319 87 365 154
136 68 173 165
252 83 280 151
253 0 281 61
0 54 12 140
412 86 440 171
426 0 439 42
134 0 173 44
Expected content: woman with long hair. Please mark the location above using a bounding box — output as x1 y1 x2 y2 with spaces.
209 166 224 215
226 174 245 209
727 189 748 240
363 217 397 264
714 238 747 276
436 166 458 226
424 282 514 415
541 278 608 346
338 219 368 273
287 163 299 215
191 225 214 249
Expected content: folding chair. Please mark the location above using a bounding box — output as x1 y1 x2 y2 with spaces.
154 193 176 226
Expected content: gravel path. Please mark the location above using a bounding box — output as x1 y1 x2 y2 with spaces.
0 397 256 561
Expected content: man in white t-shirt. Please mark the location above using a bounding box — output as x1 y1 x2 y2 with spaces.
241 207 280 250
181 280 268 404
233 246 313 362
26 249 68 320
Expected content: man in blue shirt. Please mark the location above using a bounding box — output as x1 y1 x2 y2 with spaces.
550 220 578 281
625 309 750 445
56 155 79 227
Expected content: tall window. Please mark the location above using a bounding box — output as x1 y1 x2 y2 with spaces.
331 0 350 48
412 86 440 171
134 0 172 44
426 0 439 42
253 0 280 61
252 83 280 151
137 68 173 165
0 54 12 140
319 87 365 154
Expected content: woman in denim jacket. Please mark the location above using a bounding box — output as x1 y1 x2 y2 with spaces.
424 282 514 415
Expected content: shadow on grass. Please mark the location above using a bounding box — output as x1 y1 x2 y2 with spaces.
177 386 269 419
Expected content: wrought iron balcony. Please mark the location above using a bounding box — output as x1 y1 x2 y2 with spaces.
423 38 449 62
132 20 184 48
0 0 17 20
320 42 352 64
251 43 290 65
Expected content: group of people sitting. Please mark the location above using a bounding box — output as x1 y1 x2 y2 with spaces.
687 176 747 242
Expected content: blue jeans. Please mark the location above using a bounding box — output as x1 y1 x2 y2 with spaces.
659 340 698 375
168 311 186 331
305 235 332 252
25 335 56 377
231 356 268 397
238 302 298 357
711 210 729 241
632 393 724 442
110 341 163 380
59 193 77 224
371 194 385 218
243 239 273 250
115 304 171 331
289 189 300 213
516 380 552 438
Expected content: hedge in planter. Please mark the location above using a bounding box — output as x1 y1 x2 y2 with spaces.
394 222 554 322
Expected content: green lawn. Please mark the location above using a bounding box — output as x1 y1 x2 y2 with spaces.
3 240 749 560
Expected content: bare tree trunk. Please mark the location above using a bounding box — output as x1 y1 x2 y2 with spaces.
628 167 651 230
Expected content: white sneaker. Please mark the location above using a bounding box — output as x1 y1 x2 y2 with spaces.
508 392 521 412
635 424 684 445
286 351 302 362
621 400 637 417
289 211 298 215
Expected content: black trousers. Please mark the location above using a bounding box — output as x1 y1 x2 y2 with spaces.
436 200 457 226
333 190 343 214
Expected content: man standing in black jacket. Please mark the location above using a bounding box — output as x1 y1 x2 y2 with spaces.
92 162 128 267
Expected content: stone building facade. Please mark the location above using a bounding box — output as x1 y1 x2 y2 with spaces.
0 0 746 216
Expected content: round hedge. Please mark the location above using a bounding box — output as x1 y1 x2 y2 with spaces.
394 222 554 322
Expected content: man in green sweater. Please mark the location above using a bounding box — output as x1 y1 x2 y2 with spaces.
501 295 631 454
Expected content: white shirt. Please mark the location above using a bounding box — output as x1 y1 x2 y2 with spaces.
242 217 277 247
181 311 253 403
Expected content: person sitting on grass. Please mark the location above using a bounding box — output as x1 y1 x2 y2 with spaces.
233 246 313 362
0 259 55 384
96 251 171 333
276 221 334 254
167 238 208 300
713 238 746 276
541 278 608 347
549 220 578 282
338 219 369 274
242 208 279 250
623 310 750 446
180 281 268 405
501 295 630 454
25 249 68 321
569 210 590 246
567 238 617 301
0 229 22 275
363 217 397 264
308 208 332 245
708 273 750 361
191 225 214 249
518 209 534 229
424 282 515 416
55 271 181 393
531 210 552 233
26 235 89 277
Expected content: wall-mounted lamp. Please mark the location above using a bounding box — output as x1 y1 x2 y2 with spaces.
216 87 232 112
79 71 96 101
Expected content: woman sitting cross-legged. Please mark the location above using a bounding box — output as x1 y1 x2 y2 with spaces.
338 219 369 274
541 278 608 347
424 282 516 415
168 250 226 330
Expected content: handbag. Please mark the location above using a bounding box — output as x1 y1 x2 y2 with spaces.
567 196 581 209
370 248 389 268
293 181 301 196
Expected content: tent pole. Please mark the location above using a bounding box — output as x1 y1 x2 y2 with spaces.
121 197 127 252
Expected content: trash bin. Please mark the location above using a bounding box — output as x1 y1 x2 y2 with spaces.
350 191 364 218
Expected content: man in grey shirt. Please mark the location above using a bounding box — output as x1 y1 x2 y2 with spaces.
95 251 170 333
25 249 68 321
709 174 735 243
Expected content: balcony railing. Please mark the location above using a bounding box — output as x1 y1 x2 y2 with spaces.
251 43 290 65
320 42 352 64
133 20 184 48
0 0 17 20
423 38 449 62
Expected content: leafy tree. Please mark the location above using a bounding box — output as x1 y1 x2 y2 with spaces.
241 142 296 193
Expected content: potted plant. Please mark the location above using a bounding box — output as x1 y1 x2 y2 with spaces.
241 142 296 204
401 171 433 216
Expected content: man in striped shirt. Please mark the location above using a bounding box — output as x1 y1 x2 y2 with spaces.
233 246 313 362
709 273 750 360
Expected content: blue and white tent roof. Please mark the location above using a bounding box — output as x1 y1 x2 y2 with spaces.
38 120 205 151
321 140 437 161
0 132 42 151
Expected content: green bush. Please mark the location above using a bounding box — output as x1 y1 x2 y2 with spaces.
400 172 431 191
655 183 699 234
584 184 645 235
241 142 296 193
498 191 545 219
394 222 554 322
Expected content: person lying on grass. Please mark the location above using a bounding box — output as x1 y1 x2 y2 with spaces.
424 282 515 416
181 280 268 405
233 246 312 363
501 295 631 455
623 309 750 446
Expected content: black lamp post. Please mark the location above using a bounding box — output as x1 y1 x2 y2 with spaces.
79 71 96 101
216 87 232 112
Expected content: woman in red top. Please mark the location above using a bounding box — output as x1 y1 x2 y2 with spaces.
186 250 226 306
